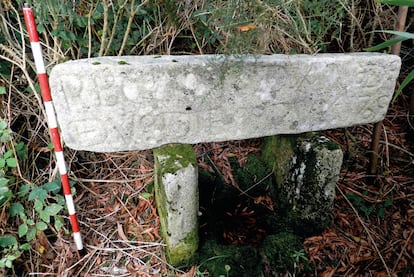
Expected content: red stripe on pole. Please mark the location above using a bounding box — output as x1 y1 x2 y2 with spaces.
60 174 72 196
50 128 62 152
38 73 52 101
69 214 81 233
23 6 39 42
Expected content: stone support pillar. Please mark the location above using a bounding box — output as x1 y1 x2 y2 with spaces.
263 134 343 235
153 144 199 265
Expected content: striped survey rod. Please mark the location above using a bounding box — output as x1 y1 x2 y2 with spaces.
23 3 83 251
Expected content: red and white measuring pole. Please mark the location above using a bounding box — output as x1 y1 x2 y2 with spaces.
23 3 83 251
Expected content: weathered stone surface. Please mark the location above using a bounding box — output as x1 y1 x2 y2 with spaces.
49 53 400 152
281 134 343 235
153 144 199 265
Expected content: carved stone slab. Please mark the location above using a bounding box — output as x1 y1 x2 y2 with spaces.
49 54 400 152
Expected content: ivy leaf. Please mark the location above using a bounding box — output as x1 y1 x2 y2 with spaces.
3 150 13 159
0 235 17 247
17 184 30 198
20 243 31 251
9 202 24 217
36 221 48 231
28 187 47 202
34 199 43 212
42 181 61 194
39 211 50 223
0 186 12 206
0 177 8 186
18 224 28 238
139 192 152 200
26 227 36 241
54 216 64 231
44 204 63 216
6 158 17 168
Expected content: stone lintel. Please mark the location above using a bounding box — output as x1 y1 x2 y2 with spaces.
49 53 401 152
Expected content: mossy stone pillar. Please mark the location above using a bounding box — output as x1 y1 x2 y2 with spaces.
262 134 343 235
153 144 199 266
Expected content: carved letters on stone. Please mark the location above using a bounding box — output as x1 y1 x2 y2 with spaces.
49 54 401 152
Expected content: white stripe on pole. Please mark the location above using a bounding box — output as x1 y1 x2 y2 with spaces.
30 42 46 74
65 194 76 215
44 101 58 128
55 151 67 175
73 232 83 250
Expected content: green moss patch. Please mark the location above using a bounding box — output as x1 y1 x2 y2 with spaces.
194 240 261 277
153 144 196 174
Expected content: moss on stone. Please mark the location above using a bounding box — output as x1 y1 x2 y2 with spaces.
262 135 298 188
261 232 304 274
195 240 261 277
153 144 197 174
167 226 199 266
230 154 273 195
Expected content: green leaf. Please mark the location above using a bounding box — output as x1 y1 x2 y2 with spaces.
0 186 12 206
0 129 11 142
6 158 17 168
0 86 5 95
381 30 414 40
44 204 63 216
17 184 30 198
20 243 31 251
140 192 152 200
0 121 7 130
28 187 47 201
56 195 66 207
18 224 28 238
0 235 17 247
364 36 407 51
0 177 8 186
9 202 24 217
37 24 45 34
26 227 36 241
384 198 393 207
20 213 27 221
377 0 414 6
14 142 27 160
5 259 12 268
34 199 43 212
43 181 61 194
54 216 64 230
3 150 13 159
36 221 48 231
0 159 5 168
393 69 414 102
39 211 50 223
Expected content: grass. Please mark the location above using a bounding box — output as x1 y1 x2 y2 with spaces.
0 0 413 275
